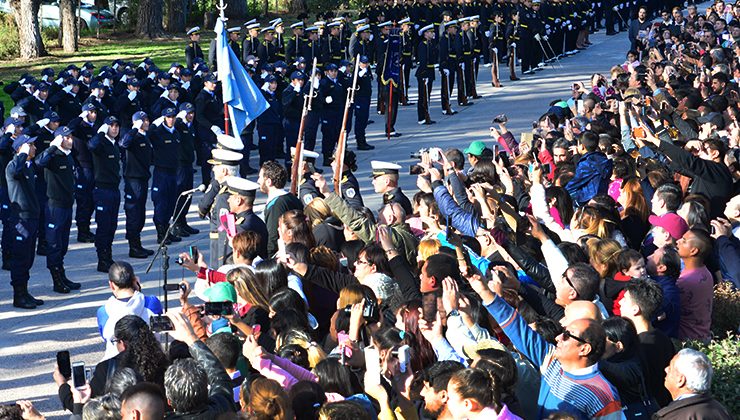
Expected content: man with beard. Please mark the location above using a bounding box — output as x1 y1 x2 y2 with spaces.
419 361 465 419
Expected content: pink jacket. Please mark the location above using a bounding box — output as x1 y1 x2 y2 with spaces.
249 354 319 390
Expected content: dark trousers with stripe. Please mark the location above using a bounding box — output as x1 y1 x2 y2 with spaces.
175 165 194 225
93 187 120 251
152 167 178 227
124 177 148 239
416 77 433 122
283 117 300 162
10 217 38 287
258 123 283 165
354 96 371 145
45 205 72 268
74 167 94 231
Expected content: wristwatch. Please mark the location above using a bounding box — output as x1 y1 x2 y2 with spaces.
446 309 459 319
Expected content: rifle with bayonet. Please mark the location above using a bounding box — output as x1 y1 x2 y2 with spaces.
333 54 361 193
290 57 319 196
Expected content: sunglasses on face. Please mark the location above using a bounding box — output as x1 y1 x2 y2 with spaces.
562 330 589 345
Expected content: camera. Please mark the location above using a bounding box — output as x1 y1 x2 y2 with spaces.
410 147 441 161
409 164 425 175
150 315 175 332
344 298 380 323
204 301 235 316
164 283 187 292
492 114 508 124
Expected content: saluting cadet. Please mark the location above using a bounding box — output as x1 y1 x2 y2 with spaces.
331 149 364 209
35 126 81 294
354 55 375 151
399 18 415 106
286 22 305 65
242 21 261 63
224 176 268 262
349 24 374 66
370 160 412 216
271 18 287 62
318 64 344 167
119 111 153 259
88 116 121 273
258 26 279 64
49 78 82 125
415 24 437 125
257 75 284 165
17 81 50 125
82 81 110 122
199 149 242 267
0 119 23 270
151 82 180 120
6 134 43 309
173 102 200 237
149 107 182 245
185 27 204 70
282 71 307 165
114 77 144 134
194 73 222 185
293 147 323 205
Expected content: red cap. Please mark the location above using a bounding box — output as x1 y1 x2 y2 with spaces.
648 213 689 240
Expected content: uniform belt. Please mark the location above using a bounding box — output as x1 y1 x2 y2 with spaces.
463 51 471 55
449 54 457 58
520 24 528 28
426 64 435 67
402 52 411 56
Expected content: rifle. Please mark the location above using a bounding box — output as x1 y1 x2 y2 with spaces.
333 54 361 193
290 57 318 196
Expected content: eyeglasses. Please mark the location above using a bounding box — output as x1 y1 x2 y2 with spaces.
355 259 370 266
110 338 121 345
561 272 581 298
562 330 589 345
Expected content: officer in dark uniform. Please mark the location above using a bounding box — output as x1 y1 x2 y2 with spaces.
67 106 97 243
0 119 23 270
149 107 182 244
114 78 144 134
49 78 82 125
34 126 81 294
174 102 200 237
488 11 507 87
198 149 242 267
374 21 391 115
286 22 305 65
194 74 222 185
282 71 307 165
469 16 484 97
258 26 279 63
119 111 153 258
370 160 412 216
398 18 415 106
6 134 43 309
225 176 269 261
439 20 459 115
88 116 121 272
318 64 344 167
242 21 261 63
301 26 324 70
459 18 478 100
416 24 437 125
292 148 323 205
332 149 364 209
325 22 344 65
271 18 287 62
185 27 204 70
506 10 522 81
354 55 375 151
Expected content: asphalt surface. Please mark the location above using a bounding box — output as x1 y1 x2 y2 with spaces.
1 23 635 418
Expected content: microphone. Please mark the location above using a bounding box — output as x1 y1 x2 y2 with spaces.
180 184 206 196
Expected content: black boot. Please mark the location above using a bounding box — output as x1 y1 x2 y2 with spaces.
172 224 190 238
357 142 375 151
156 224 177 245
182 223 200 235
36 238 48 256
60 267 81 290
51 266 71 294
97 249 113 273
77 226 95 243
2 248 10 271
13 285 37 309
128 237 149 259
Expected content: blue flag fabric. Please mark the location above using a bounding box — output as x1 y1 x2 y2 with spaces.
381 29 402 87
215 18 269 135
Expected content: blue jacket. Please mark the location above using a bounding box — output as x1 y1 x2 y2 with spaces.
565 151 613 206
651 275 681 339
432 181 481 237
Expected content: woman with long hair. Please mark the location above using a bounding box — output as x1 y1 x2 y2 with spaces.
229 267 274 351
305 198 345 252
395 300 436 372
246 377 294 420
279 209 316 250
114 315 169 386
446 368 520 419
618 178 650 250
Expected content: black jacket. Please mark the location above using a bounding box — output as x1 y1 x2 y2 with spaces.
35 145 75 208
652 394 733 420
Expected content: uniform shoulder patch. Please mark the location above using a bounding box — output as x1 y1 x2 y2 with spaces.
303 194 315 204
345 187 356 198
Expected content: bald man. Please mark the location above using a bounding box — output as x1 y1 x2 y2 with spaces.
120 382 166 420
561 300 603 327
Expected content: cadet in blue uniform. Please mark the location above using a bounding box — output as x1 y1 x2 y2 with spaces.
88 116 122 272
174 102 200 237
185 27 204 70
34 126 81 294
370 160 413 216
257 75 284 165
120 111 153 258
0 119 23 270
282 71 307 167
198 149 242 267
48 78 82 125
149 107 182 244
416 24 437 125
224 176 269 262
114 78 144 134
6 135 43 309
318 64 344 167
354 55 375 151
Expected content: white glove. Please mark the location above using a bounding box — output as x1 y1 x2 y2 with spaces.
4 123 15 134
555 18 561 24
182 81 191 89
434 64 439 69
128 91 137 101
461 62 465 71
103 79 111 87
325 96 333 104
211 125 223 135
534 33 541 41
369 34 374 41
168 67 177 74
152 116 165 127
176 110 187 121
339 66 347 73
19 142 31 155
511 42 517 49
120 75 128 83
37 118 51 127
133 119 144 130
112 63 120 70
77 75 85 82
293 83 302 93
148 72 156 80
80 109 90 119
50 135 63 149
97 123 109 134
311 76 319 89
566 20 571 25
41 75 49 82
443 69 450 76
55 77 64 85
568 25 573 30
261 82 270 91
195 71 203 78
18 78 26 85
160 89 170 98
543 35 549 41
359 68 367 77
63 85 74 94
138 61 146 68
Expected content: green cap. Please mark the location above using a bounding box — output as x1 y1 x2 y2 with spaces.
464 140 486 157
203 282 237 303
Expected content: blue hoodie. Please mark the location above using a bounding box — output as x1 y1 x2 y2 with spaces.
565 151 613 206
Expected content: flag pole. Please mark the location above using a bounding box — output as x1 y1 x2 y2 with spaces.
217 0 229 135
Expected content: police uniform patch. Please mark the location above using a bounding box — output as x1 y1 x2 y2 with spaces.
345 187 356 198
303 194 313 204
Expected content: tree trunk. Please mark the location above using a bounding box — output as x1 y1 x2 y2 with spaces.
60 0 77 52
11 0 46 58
288 0 305 14
166 0 185 33
262 0 267 16
226 0 247 19
136 0 164 38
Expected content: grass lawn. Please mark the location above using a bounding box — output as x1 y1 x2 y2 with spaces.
0 30 216 116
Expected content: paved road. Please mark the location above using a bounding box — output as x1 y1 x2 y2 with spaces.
1 24 633 417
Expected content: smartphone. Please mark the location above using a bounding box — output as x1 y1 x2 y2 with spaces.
711 225 716 235
397 344 410 374
57 351 71 379
164 283 184 292
542 164 551 175
189 246 199 261
364 345 381 386
204 301 234 316
576 99 584 113
150 315 175 332
421 292 438 323
71 361 86 389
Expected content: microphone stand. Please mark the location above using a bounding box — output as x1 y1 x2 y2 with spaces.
145 190 196 312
